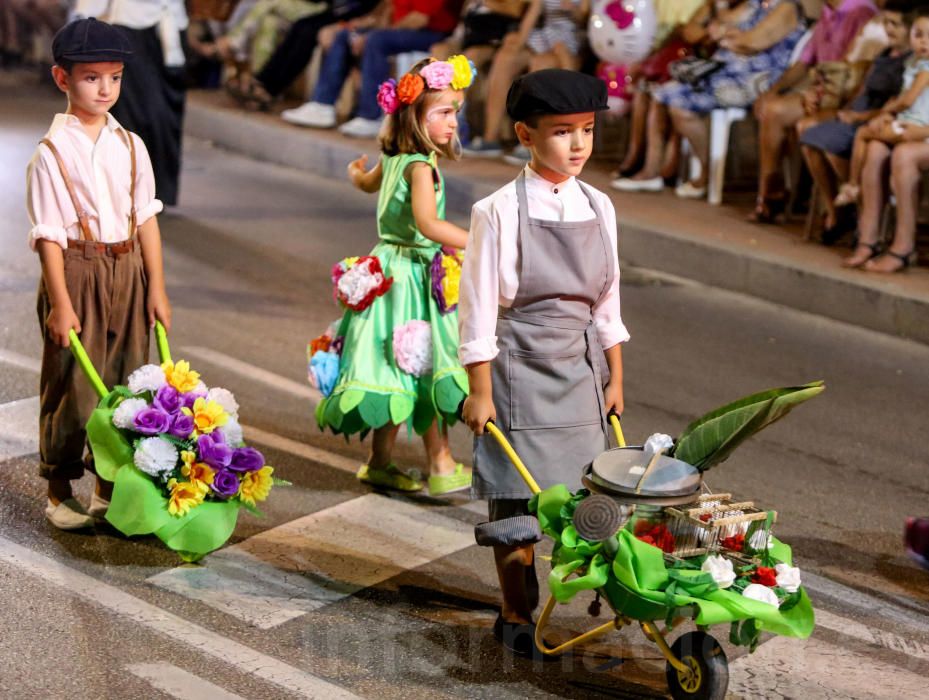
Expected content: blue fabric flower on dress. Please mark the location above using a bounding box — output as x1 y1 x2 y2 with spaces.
309 351 340 397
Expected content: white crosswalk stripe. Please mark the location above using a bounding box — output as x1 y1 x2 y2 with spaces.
0 396 38 461
126 663 246 700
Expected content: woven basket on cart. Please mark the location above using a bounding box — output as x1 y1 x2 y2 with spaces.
188 0 240 21
664 493 777 563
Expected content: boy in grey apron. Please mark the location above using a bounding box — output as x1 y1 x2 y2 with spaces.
458 70 630 657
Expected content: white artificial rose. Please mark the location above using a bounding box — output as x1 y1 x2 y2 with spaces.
700 554 736 589
127 364 166 394
207 387 239 418
133 437 179 477
742 583 779 607
775 563 802 593
223 416 244 447
113 398 149 429
749 530 774 551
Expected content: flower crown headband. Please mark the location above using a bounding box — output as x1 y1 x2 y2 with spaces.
376 55 476 116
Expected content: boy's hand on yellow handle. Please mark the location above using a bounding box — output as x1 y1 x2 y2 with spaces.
463 393 496 436
348 154 368 185
148 289 172 332
603 379 624 417
46 305 81 348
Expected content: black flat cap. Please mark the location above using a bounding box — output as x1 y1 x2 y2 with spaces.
506 69 608 122
52 18 132 65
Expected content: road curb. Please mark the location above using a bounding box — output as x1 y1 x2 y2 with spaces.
186 96 929 347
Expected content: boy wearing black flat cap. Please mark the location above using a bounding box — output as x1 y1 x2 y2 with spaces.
26 17 171 531
459 69 630 657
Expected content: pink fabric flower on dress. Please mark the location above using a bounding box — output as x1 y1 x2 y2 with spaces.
605 1 635 29
377 79 399 114
392 320 433 377
420 60 454 90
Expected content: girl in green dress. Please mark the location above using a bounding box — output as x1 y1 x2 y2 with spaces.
313 57 475 496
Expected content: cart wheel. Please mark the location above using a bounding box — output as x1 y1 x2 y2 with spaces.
665 631 728 700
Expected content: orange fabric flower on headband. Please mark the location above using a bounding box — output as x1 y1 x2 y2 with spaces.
397 73 425 105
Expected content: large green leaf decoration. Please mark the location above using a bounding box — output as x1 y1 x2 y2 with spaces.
673 381 825 472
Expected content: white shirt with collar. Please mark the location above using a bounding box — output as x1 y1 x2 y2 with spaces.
26 112 163 249
458 166 630 366
73 0 189 66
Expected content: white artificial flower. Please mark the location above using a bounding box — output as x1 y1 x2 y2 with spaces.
700 554 736 589
193 380 208 395
643 433 674 456
742 583 779 607
775 563 802 593
112 398 149 429
338 259 384 306
207 387 239 418
749 530 774 551
223 416 244 447
127 364 166 394
133 437 179 477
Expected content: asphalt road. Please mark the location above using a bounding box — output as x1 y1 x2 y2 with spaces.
2 72 929 699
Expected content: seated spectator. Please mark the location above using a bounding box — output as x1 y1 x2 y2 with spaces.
464 0 590 158
800 0 911 243
649 0 806 199
750 0 878 223
842 9 929 272
431 0 525 66
281 0 461 138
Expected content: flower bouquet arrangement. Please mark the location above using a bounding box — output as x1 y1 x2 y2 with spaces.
70 323 281 561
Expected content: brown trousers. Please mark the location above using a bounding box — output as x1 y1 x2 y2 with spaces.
37 243 150 480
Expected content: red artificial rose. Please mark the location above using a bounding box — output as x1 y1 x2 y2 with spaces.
720 533 745 552
634 522 675 553
751 566 778 587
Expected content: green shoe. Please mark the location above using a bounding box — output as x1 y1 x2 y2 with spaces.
357 463 424 492
428 464 472 496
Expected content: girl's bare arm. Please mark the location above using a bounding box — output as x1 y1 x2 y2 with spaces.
409 162 469 249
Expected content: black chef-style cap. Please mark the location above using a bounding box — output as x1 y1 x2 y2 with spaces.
52 18 133 66
506 69 608 123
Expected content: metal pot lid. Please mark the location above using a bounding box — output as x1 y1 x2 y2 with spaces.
588 447 702 498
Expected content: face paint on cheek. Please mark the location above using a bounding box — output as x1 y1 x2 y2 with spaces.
425 107 445 123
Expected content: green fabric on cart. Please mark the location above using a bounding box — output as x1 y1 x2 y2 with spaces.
530 486 815 644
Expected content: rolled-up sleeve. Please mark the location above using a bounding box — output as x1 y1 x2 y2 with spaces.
458 203 501 365
593 196 630 350
132 133 163 225
26 149 71 250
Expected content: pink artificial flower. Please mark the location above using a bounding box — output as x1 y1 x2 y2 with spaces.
605 1 635 30
419 61 454 90
377 79 399 115
392 320 433 377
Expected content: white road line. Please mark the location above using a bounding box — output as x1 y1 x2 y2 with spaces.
178 345 320 402
126 663 246 700
0 536 362 699
242 423 358 473
0 396 39 461
814 608 929 662
0 348 41 373
149 493 475 629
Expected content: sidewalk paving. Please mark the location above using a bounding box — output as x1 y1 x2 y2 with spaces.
187 90 929 346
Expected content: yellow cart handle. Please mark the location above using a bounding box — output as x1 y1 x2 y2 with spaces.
483 421 542 495
609 412 626 448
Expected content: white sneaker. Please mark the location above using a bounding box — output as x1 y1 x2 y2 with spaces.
502 145 531 166
281 101 336 128
45 498 94 530
88 492 110 519
675 181 707 199
338 117 383 139
610 176 664 193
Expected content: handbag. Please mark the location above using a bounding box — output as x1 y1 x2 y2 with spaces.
639 37 692 84
812 61 867 112
669 56 724 86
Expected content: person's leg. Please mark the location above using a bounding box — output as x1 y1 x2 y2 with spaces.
634 99 670 179
421 420 457 476
311 28 354 105
529 49 559 72
843 139 892 267
481 43 530 143
617 91 650 174
255 11 334 96
368 424 402 470
488 499 538 628
670 107 708 188
755 92 805 201
802 144 839 229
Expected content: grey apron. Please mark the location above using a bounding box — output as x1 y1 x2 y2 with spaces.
473 172 616 499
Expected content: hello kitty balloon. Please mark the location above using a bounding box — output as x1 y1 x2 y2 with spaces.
589 0 657 66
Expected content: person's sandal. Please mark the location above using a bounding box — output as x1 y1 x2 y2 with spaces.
428 464 472 496
834 183 860 208
863 249 917 273
357 464 424 492
841 240 883 268
747 195 786 224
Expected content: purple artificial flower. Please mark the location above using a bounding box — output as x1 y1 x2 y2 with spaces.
197 432 233 470
228 446 265 473
180 390 208 410
210 469 240 498
168 412 195 439
153 384 182 415
132 407 172 436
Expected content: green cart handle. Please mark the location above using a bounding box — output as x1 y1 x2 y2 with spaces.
68 320 172 400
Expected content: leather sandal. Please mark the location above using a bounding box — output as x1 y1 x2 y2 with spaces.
747 195 787 224
863 249 917 273
841 240 883 268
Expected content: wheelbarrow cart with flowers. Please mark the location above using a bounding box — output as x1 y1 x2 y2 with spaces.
68 322 281 561
479 383 822 700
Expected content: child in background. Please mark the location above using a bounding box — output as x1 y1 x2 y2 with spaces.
313 57 474 496
459 70 630 656
27 18 171 529
835 9 929 232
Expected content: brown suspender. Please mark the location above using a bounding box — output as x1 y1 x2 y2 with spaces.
39 127 139 243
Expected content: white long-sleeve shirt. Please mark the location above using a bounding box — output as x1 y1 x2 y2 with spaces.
26 113 162 249
458 166 630 366
73 0 189 66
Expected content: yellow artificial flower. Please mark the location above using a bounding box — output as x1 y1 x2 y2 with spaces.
447 55 474 90
167 479 204 517
440 252 463 308
343 256 360 268
238 465 274 507
181 397 228 435
181 458 215 494
162 360 201 393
